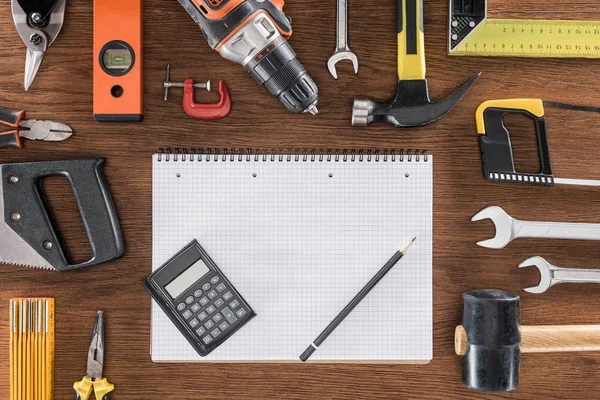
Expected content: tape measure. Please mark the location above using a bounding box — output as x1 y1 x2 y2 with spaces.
449 0 600 58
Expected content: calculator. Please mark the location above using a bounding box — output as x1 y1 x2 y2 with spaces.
144 240 256 356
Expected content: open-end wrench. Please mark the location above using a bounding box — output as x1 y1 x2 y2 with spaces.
519 256 600 293
472 206 600 249
327 0 358 79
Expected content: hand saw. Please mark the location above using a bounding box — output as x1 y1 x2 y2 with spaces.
0 159 124 271
449 0 600 57
476 99 600 187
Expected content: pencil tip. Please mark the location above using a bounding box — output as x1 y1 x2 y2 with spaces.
401 237 416 254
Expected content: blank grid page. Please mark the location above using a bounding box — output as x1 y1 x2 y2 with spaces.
152 153 432 362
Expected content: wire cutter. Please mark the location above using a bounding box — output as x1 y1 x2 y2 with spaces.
12 0 67 90
73 312 114 400
0 106 72 149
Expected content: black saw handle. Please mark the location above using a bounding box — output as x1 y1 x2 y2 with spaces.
2 158 125 271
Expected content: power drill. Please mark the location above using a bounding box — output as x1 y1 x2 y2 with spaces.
178 0 319 115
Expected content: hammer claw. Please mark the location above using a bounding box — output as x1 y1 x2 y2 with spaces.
352 72 480 127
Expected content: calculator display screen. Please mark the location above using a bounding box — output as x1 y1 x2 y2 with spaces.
165 259 210 299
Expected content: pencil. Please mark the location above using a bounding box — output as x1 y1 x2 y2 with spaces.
32 301 36 400
37 301 43 400
26 300 32 400
40 301 46 400
300 238 416 362
10 300 16 400
19 300 25 400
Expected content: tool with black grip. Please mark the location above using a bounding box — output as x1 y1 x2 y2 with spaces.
177 0 318 115
476 99 600 187
0 159 124 271
352 0 480 127
0 106 72 149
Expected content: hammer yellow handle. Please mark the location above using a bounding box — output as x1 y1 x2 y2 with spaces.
397 0 426 80
455 324 600 355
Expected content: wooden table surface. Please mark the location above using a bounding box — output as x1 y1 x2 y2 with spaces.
1 0 600 398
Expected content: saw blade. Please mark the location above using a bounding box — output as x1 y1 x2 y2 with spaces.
0 176 55 271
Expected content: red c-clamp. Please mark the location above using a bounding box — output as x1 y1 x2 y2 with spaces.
183 79 231 120
163 65 232 120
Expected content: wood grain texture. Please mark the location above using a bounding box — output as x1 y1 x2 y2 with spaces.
0 0 600 398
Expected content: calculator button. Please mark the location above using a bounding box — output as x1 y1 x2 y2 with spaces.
213 314 222 323
193 289 203 298
202 335 213 344
198 312 208 321
208 290 218 299
196 327 206 336
202 283 211 291
182 310 193 319
211 328 221 338
236 308 247 318
216 283 226 292
185 296 194 305
177 303 186 311
214 298 224 307
191 303 201 313
229 300 240 309
204 320 215 329
199 297 209 306
207 305 216 314
211 276 220 284
189 318 199 328
219 322 229 331
222 307 238 324
223 291 233 301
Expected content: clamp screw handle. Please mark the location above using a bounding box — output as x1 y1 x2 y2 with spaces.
163 64 210 100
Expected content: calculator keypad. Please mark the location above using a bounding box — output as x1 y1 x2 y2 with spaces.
175 270 253 353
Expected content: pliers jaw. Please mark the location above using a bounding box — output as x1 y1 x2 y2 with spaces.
11 0 66 90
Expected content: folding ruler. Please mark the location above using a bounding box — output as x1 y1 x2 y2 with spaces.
449 0 600 57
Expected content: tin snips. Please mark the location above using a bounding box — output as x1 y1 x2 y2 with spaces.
12 0 66 90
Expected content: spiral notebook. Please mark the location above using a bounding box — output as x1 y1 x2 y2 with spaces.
152 150 433 362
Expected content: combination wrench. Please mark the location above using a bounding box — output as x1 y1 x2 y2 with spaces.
519 256 600 293
327 0 358 79
472 206 600 249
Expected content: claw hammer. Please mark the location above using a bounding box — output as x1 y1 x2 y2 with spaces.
352 0 480 127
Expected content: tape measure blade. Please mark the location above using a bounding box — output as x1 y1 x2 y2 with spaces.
451 19 600 57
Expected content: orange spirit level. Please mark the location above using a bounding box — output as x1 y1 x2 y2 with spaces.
93 0 143 121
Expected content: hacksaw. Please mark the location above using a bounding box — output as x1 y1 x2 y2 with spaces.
449 0 600 57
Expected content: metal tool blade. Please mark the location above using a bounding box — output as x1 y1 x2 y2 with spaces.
0 177 55 270
19 120 73 141
24 47 47 91
86 311 105 380
12 0 66 90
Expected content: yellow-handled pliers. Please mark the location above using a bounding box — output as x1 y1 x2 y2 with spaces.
74 312 114 400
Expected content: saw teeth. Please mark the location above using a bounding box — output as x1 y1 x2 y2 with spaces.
0 260 56 271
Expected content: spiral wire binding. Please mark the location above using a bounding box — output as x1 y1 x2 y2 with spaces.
157 149 429 163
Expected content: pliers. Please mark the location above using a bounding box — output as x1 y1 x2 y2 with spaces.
12 0 66 90
73 312 114 400
0 106 72 148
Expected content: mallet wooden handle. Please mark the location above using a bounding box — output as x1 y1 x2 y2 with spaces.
455 325 600 355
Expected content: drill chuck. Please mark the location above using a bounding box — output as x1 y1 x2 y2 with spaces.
245 38 319 114
188 4 319 115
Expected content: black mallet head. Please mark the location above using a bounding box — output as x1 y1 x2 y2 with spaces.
352 73 480 127
456 289 521 392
